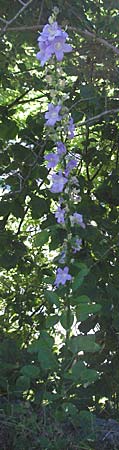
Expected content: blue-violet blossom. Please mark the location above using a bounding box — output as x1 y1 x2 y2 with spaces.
72 238 82 253
38 22 65 43
68 117 75 138
37 21 72 66
56 141 66 155
65 158 78 176
54 266 72 287
50 170 68 193
50 36 72 62
70 213 85 228
44 152 60 169
45 103 61 126
55 206 65 224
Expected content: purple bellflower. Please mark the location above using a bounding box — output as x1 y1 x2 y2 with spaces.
70 213 86 229
65 158 78 176
36 41 52 67
44 152 60 169
72 238 82 253
68 117 75 138
50 36 72 62
55 206 65 224
56 141 66 155
37 21 72 66
54 266 72 287
45 103 61 126
58 251 66 264
38 22 65 43
50 170 68 193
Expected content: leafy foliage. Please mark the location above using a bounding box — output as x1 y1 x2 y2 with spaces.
0 0 119 448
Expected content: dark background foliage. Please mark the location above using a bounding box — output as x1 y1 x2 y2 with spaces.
0 1 119 449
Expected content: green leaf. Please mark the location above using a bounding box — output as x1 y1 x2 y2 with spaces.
71 361 99 383
46 314 59 328
69 335 100 354
71 295 90 306
21 365 40 378
72 274 84 292
38 348 57 370
0 120 18 140
72 265 89 292
34 230 49 247
30 196 49 219
60 311 74 330
76 303 101 319
44 290 60 307
28 332 54 353
16 375 30 391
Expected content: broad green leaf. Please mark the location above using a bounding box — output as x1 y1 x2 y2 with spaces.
16 375 30 391
72 265 90 292
44 290 60 307
28 332 54 353
71 295 90 306
76 303 101 318
69 335 100 354
21 365 40 378
71 361 99 383
60 311 74 330
34 230 49 247
72 274 84 292
30 196 49 219
46 314 59 328
38 348 57 370
0 120 18 140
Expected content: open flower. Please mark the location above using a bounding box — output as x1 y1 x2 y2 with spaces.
45 103 61 126
44 152 60 169
56 141 66 155
68 117 75 138
50 170 68 193
55 206 66 224
37 21 72 66
72 238 82 253
38 21 65 43
70 213 85 228
54 266 72 287
64 158 78 176
50 36 72 62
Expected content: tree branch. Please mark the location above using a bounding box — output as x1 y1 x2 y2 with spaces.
0 0 33 34
77 108 119 128
0 20 119 58
0 19 119 55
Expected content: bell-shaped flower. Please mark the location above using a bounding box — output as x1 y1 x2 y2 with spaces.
54 266 72 287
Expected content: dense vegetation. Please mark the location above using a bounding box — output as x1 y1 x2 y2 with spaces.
0 1 119 449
